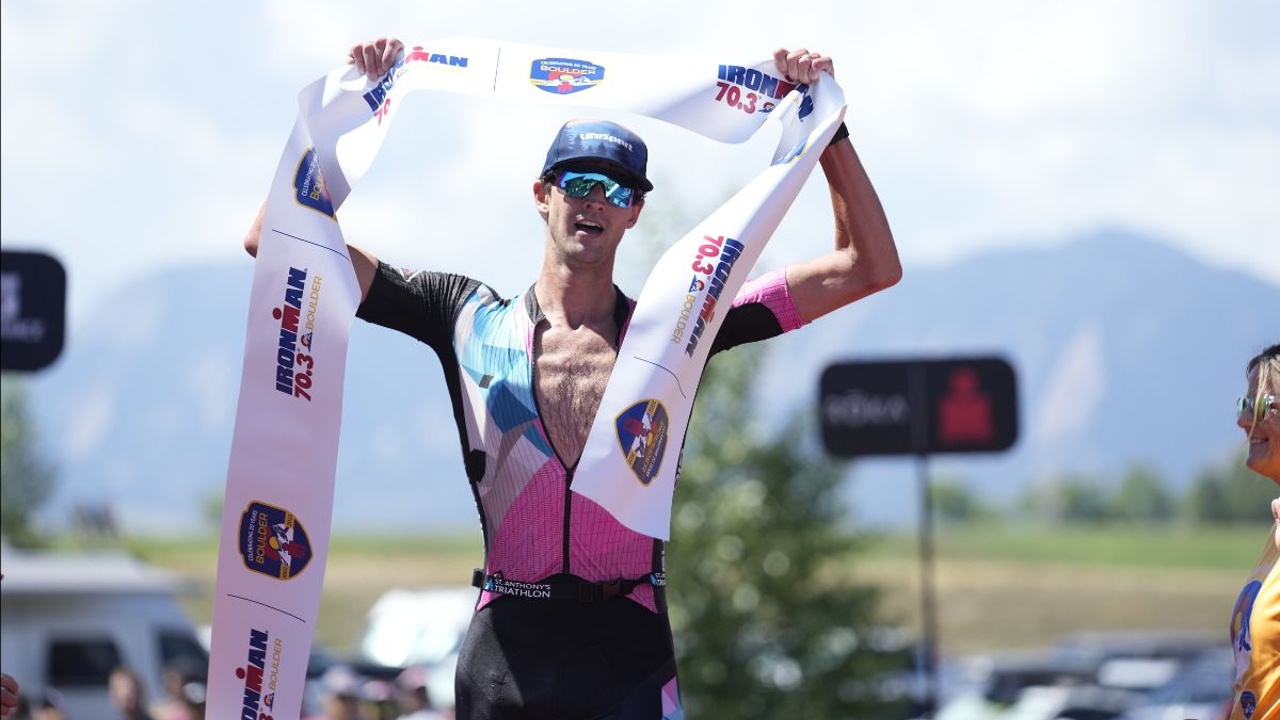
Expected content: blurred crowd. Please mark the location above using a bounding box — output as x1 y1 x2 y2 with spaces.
303 664 450 720
1 658 206 720
0 659 452 720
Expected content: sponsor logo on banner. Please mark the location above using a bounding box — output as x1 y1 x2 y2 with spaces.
239 501 313 580
236 627 285 719
293 149 334 217
669 278 703 346
530 57 605 94
680 235 747 356
615 399 670 485
362 46 470 123
715 64 813 119
273 267 320 402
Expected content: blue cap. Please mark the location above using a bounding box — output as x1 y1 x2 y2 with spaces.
541 119 653 192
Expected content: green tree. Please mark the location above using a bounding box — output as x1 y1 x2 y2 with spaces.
1219 450 1278 523
930 476 990 525
667 345 909 719
1021 474 1112 524
0 374 55 546
1184 469 1231 524
1185 450 1275 525
1110 464 1176 524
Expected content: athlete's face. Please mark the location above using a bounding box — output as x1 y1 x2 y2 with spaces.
535 164 643 269
1239 365 1280 483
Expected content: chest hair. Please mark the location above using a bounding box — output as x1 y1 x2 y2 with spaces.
534 323 618 467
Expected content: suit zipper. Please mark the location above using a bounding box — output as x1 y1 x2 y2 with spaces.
563 465 574 574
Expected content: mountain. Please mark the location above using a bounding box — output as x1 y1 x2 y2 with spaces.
20 228 1280 533
757 228 1278 523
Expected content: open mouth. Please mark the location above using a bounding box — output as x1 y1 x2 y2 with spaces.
575 219 603 235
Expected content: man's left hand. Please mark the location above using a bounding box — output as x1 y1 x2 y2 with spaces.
774 47 834 85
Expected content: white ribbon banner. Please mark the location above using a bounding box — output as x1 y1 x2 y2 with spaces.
207 36 844 720
571 78 845 540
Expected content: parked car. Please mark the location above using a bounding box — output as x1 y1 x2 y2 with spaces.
933 629 1227 720
1050 629 1221 684
934 648 1098 720
1114 645 1234 720
0 546 208 720
1003 683 1140 720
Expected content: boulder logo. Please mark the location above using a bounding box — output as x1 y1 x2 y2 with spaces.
293 148 335 217
530 57 605 94
239 501 313 580
615 399 670 485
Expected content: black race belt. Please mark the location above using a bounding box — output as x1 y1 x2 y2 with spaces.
472 569 665 602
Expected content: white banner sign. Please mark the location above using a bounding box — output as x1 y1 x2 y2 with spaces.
207 36 844 719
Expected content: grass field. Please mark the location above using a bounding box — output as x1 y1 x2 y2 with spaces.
123 523 1257 660
852 523 1251 655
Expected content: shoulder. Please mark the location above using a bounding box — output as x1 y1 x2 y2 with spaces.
369 263 490 302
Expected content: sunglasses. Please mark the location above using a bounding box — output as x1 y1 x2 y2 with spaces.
1237 393 1277 424
554 170 637 209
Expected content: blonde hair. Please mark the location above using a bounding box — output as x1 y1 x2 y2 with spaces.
1248 344 1280 395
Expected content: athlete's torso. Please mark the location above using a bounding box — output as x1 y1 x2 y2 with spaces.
356 263 806 612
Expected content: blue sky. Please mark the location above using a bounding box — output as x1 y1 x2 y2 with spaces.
3 0 1277 326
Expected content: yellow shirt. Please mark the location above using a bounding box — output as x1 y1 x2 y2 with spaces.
1230 523 1280 720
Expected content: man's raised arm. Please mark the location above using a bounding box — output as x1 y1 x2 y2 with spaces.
773 47 902 322
241 38 408 301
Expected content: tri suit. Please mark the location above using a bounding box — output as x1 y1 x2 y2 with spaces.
356 262 808 720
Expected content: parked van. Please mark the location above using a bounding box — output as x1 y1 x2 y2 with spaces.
0 546 208 720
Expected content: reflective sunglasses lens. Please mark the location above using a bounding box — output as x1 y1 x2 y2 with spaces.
557 171 634 208
559 173 599 198
1238 395 1270 424
604 183 634 208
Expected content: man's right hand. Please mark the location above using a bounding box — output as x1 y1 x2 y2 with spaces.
348 37 405 82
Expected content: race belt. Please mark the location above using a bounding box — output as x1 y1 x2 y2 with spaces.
472 569 666 603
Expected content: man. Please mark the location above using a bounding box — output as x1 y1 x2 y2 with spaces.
246 37 899 720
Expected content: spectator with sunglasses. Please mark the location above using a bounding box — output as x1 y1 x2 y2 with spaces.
1227 343 1280 720
246 37 899 720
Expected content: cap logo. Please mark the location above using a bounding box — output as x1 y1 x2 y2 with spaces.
579 132 633 152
